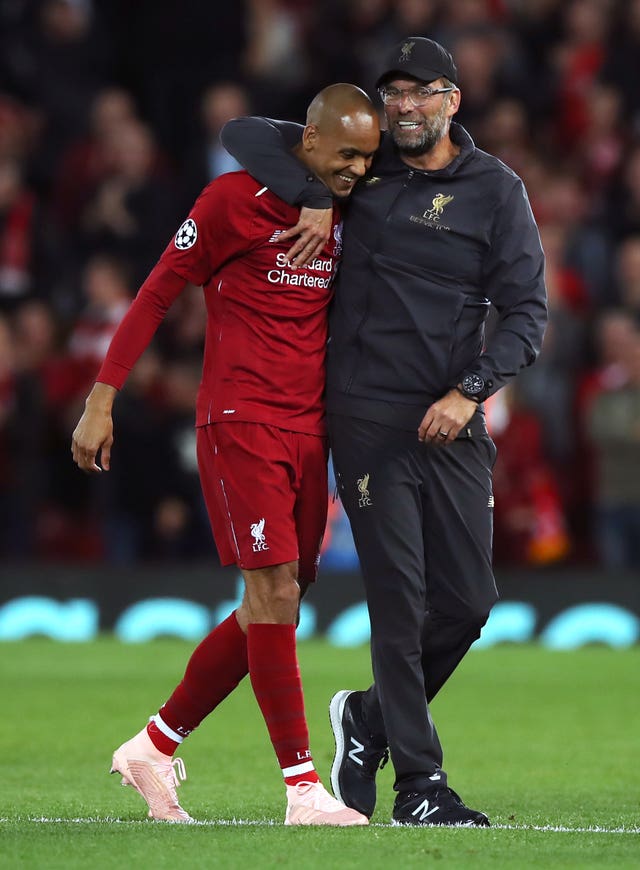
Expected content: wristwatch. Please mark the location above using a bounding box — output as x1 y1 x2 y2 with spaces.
456 373 487 403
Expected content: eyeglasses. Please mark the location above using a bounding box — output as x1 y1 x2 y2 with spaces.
378 85 455 107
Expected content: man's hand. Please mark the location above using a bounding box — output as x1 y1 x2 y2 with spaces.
280 207 333 267
71 382 117 473
418 389 478 445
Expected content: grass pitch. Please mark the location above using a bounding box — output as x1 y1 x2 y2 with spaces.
1 639 638 868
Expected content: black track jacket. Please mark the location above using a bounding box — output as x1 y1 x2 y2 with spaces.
221 120 547 431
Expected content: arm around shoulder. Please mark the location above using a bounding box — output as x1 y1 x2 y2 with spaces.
220 117 332 208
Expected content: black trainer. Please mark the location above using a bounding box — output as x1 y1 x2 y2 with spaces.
329 689 389 818
393 786 490 827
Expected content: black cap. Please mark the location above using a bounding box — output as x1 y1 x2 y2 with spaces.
375 37 458 89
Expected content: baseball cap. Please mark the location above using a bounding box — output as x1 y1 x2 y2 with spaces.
375 37 458 88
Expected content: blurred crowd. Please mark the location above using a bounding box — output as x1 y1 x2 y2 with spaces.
2 0 640 570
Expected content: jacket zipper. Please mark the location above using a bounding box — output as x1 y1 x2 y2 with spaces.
344 171 415 394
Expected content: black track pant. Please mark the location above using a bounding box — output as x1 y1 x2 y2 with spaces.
329 414 499 793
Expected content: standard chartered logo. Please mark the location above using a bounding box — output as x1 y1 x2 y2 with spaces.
267 252 334 288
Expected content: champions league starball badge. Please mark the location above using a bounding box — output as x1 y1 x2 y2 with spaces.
174 218 198 250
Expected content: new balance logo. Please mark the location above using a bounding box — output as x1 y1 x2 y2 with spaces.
411 799 440 821
488 495 495 508
268 229 285 243
348 736 365 766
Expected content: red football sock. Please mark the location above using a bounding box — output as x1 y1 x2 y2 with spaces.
247 623 319 786
146 611 248 755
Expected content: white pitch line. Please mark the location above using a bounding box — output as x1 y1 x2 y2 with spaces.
0 817 638 835
491 823 639 835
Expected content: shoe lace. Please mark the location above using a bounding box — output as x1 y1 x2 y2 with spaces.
363 746 389 774
155 757 187 797
171 757 187 784
293 781 341 811
415 786 462 809
444 787 464 807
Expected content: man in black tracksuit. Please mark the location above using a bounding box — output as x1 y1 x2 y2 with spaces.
222 37 547 826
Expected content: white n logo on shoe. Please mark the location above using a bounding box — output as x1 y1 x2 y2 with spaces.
412 799 440 822
348 737 365 766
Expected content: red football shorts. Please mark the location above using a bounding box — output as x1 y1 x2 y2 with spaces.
196 422 329 583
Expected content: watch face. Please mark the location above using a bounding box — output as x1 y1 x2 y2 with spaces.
462 373 485 395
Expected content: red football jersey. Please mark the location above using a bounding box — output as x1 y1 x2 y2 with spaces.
97 171 343 434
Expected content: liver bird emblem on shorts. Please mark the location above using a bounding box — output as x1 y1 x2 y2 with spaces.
250 517 269 551
357 474 372 508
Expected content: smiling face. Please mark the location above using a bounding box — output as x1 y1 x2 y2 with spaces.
384 76 459 157
301 112 380 199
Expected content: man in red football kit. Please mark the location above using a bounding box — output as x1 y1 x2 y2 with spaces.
71 84 379 825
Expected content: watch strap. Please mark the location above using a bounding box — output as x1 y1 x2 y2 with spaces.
454 385 481 403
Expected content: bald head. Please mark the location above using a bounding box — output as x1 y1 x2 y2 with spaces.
306 83 377 130
297 83 380 199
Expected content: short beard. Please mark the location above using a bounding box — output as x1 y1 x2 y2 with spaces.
391 103 450 156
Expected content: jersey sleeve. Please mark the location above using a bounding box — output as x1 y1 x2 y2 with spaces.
97 175 255 390
159 176 253 284
220 117 333 209
96 261 187 389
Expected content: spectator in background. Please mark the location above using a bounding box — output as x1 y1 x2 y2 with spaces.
488 383 570 566
152 358 214 562
574 307 639 557
517 221 587 471
179 82 251 214
371 0 445 91
50 87 139 231
44 88 141 316
0 313 18 553
447 11 539 142
551 0 609 153
0 99 42 307
510 0 563 121
601 0 640 132
67 254 132 387
613 235 640 314
306 0 392 95
576 82 626 204
98 352 214 566
78 118 176 288
607 142 640 241
537 170 613 307
0 157 38 306
26 0 115 191
100 0 246 162
476 97 535 179
578 308 638 420
97 347 174 564
437 0 504 34
3 299 101 560
588 331 640 568
244 0 317 119
446 28 506 139
0 96 39 163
